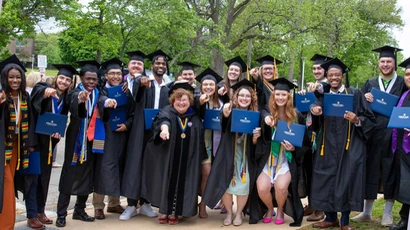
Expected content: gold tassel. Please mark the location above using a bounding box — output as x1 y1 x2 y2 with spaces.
16 130 21 170
320 118 325 156
48 139 53 165
311 132 315 143
80 153 85 164
241 173 246 183
345 121 351 150
267 155 271 176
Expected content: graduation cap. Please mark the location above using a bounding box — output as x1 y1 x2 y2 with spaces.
126 50 146 62
231 79 255 91
225 56 247 72
177 61 200 72
398 57 410 69
146 49 172 62
168 80 195 96
256 55 282 65
77 60 100 74
269 77 297 92
53 64 78 79
373 45 402 70
321 58 350 88
195 67 223 83
310 54 332 65
0 54 27 73
101 58 124 71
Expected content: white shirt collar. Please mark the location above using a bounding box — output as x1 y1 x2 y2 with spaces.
149 74 166 86
330 84 345 94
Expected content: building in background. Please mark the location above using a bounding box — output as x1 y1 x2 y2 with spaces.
8 38 35 63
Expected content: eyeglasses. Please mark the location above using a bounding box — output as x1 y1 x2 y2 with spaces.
238 94 251 98
107 72 122 77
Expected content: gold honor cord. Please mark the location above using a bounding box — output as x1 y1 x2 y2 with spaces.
16 93 22 170
320 88 351 156
48 139 53 165
177 117 188 139
232 133 248 186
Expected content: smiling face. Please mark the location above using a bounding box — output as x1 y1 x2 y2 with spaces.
378 57 395 77
261 64 274 80
180 70 195 85
173 94 190 115
237 88 252 109
55 74 73 92
274 89 289 107
7 68 22 92
326 68 344 90
152 57 167 77
81 71 98 92
128 60 144 76
227 65 241 82
105 68 123 86
405 69 410 89
312 64 325 81
201 79 216 96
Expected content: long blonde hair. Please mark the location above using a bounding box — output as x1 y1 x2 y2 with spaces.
268 90 297 126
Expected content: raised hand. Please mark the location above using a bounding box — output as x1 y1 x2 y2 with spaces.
223 102 232 117
78 91 90 103
264 115 274 126
44 87 59 99
218 86 227 96
199 94 210 105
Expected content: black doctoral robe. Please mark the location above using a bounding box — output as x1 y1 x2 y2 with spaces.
93 85 134 196
202 109 258 213
121 77 169 201
29 82 69 206
393 90 410 205
58 88 97 196
361 76 405 199
248 108 306 226
310 87 376 212
141 105 206 217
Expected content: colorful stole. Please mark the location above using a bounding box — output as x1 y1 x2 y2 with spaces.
72 83 99 165
5 92 29 169
267 125 293 176
392 89 410 154
231 133 247 187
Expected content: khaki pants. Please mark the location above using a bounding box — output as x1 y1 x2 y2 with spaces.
92 193 120 210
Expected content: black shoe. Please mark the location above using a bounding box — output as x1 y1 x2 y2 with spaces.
389 219 408 230
56 216 66 227
72 211 95 222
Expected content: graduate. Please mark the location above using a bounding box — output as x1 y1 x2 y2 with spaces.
120 50 171 220
55 60 101 227
29 64 77 227
218 56 248 103
202 79 260 226
92 58 134 219
249 78 304 226
176 61 201 96
196 68 224 218
389 58 410 230
0 54 37 229
142 81 206 224
353 46 405 226
249 55 282 110
310 58 376 230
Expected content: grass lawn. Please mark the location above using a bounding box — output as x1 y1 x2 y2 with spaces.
29 68 59 77
299 199 402 230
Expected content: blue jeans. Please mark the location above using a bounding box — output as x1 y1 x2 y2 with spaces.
325 211 351 226
25 175 39 219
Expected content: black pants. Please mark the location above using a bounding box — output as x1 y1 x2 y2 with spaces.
127 197 149 207
57 193 88 217
399 203 409 221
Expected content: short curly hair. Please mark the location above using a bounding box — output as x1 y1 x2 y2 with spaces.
168 88 194 106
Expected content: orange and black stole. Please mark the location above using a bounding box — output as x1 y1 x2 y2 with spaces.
5 93 29 170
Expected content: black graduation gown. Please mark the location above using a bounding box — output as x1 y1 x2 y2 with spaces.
394 91 410 205
248 109 306 226
58 88 97 196
121 77 169 200
29 82 69 205
93 86 134 196
202 110 258 211
254 76 272 111
141 105 206 217
310 88 376 212
360 76 405 199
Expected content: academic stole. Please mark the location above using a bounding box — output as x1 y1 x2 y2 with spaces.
231 133 247 187
268 127 293 176
5 92 29 170
47 97 64 165
320 88 351 156
392 89 410 154
72 84 99 165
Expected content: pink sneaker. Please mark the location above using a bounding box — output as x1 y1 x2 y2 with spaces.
262 217 272 223
274 219 284 225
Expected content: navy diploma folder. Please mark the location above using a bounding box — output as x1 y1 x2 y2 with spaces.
144 109 160 130
323 94 354 117
35 112 68 137
204 109 222 131
107 84 127 107
272 120 306 148
110 107 127 131
295 92 316 112
231 109 260 134
387 107 410 129
370 88 399 117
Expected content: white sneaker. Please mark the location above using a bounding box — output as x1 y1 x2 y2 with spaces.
119 206 138 220
381 214 393 226
139 203 158 217
350 212 372 222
